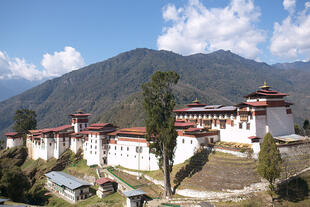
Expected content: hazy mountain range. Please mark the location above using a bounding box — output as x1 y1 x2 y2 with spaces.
0 48 309 138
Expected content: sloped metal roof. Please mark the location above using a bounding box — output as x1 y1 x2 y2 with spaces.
45 171 90 190
123 189 146 197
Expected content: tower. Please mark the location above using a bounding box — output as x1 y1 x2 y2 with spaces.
70 110 91 133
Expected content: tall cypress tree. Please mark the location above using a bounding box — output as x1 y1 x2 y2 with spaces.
257 132 282 202
142 71 179 197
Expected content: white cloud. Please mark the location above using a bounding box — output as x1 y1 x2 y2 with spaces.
283 0 296 14
157 0 266 59
0 47 85 81
270 1 310 59
41 46 85 77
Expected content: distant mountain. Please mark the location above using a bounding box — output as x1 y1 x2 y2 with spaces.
273 61 310 71
0 79 41 101
0 48 309 139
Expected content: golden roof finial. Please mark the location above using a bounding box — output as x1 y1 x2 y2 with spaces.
193 98 199 103
77 109 83 114
259 81 271 90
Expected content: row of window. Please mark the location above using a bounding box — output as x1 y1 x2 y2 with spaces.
108 152 150 159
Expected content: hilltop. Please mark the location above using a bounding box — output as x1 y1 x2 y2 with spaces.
0 48 309 137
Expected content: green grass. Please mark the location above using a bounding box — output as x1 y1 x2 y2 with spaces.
63 159 98 178
46 192 125 207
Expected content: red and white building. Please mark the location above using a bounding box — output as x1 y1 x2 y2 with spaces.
174 83 294 146
22 83 296 170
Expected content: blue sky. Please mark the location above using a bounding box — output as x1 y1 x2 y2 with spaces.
1 0 310 81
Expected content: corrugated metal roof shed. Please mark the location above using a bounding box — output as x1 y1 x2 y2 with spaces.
123 189 146 197
45 171 90 190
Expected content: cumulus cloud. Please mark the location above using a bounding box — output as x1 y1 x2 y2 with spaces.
270 1 310 59
157 0 266 59
0 47 85 81
283 0 296 14
41 46 85 77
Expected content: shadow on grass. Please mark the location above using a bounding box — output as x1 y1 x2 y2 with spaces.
277 176 309 202
172 147 213 194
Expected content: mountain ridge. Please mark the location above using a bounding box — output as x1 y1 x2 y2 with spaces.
0 48 309 138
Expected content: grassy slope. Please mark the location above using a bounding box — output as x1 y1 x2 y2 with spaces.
142 151 260 191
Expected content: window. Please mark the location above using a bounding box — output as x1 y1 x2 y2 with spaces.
204 120 212 129
210 138 214 143
63 143 65 146
136 146 142 153
115 146 117 150
85 123 87 128
182 139 184 144
95 140 97 144
240 111 248 122
220 120 226 129
121 146 123 151
190 140 193 144
80 124 82 129
90 145 92 149
127 147 129 151
239 123 243 129
231 120 234 127
95 151 97 155
103 151 106 154
214 119 217 127
91 140 92 143
90 151 92 154
246 123 250 130
49 143 52 146
95 146 97 149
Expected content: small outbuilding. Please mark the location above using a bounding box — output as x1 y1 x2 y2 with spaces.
45 171 91 203
123 189 146 207
5 132 24 149
96 177 117 198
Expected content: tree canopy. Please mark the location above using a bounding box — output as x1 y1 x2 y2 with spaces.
0 166 31 202
13 108 37 134
142 71 179 197
257 133 282 201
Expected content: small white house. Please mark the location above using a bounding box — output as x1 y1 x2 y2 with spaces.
96 177 117 198
123 189 146 207
45 171 91 203
5 132 24 149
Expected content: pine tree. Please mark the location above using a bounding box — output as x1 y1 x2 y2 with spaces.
142 71 179 197
257 133 282 203
13 108 37 134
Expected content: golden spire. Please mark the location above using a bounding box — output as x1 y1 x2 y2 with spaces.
193 98 199 103
77 109 83 114
259 81 271 90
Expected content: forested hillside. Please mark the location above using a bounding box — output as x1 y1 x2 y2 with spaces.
0 48 309 137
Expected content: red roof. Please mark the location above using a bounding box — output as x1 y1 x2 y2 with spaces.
4 132 20 137
119 127 146 133
90 123 111 127
185 128 202 132
248 136 261 139
173 108 191 112
71 113 91 117
174 122 195 127
87 126 103 130
96 177 114 185
245 89 288 98
42 125 73 133
186 103 207 107
236 102 268 107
